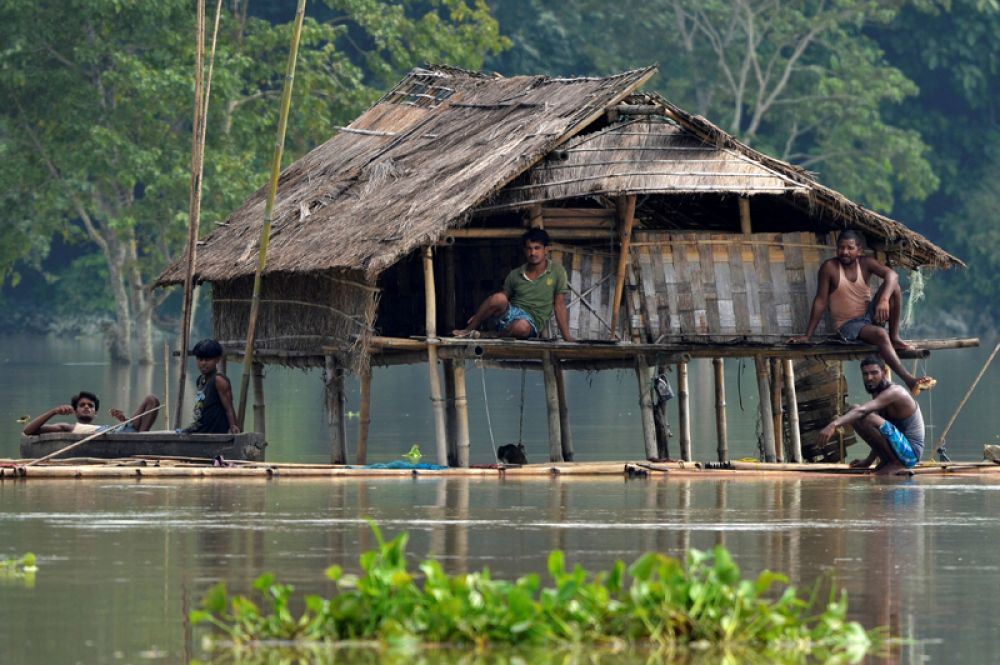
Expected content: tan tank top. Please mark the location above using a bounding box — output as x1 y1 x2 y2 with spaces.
829 262 871 330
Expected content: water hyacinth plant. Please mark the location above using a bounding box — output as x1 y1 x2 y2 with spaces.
0 553 38 587
192 524 876 661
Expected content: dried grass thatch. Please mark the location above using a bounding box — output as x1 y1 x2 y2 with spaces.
158 65 656 285
484 118 808 207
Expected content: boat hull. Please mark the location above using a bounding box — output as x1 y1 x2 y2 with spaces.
20 432 267 461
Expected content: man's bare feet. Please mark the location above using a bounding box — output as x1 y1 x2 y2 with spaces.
874 461 907 475
891 336 914 351
909 376 937 396
452 329 480 339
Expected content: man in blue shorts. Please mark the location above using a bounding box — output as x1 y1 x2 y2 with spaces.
453 228 575 342
816 355 925 475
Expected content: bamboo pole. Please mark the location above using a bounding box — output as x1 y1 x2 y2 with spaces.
713 358 728 463
443 359 458 466
324 354 347 464
423 246 449 467
542 352 563 462
755 356 778 462
453 362 471 468
609 195 637 338
357 366 371 465
251 361 265 436
636 357 658 460
554 362 575 462
932 340 1000 459
738 197 752 236
237 0 308 427
163 341 171 431
771 357 784 461
677 361 691 462
784 359 803 463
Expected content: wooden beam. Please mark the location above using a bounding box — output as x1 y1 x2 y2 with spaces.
755 356 778 462
445 228 612 240
554 362 574 462
324 354 347 465
771 357 784 461
677 361 691 461
713 358 728 463
610 194 637 338
251 361 266 436
542 351 563 462
423 246 449 467
739 197 752 237
357 366 371 465
636 356 658 460
783 359 802 463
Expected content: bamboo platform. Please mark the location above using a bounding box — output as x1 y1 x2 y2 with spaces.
3 457 1000 480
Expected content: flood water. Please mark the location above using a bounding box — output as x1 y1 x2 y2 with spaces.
2 334 1000 663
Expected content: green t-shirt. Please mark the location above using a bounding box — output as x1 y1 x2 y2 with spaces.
502 260 569 331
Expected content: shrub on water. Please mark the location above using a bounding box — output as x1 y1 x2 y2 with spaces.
192 523 876 662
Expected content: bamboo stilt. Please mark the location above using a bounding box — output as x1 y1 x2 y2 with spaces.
713 358 728 463
636 356 658 460
784 359 803 463
251 361 265 436
163 342 171 431
324 354 347 464
609 195 637 338
423 246 449 467
443 359 458 466
554 362 575 462
453 362 471 468
542 351 563 462
237 0 307 427
755 356 778 462
357 366 371 465
739 197 752 236
771 357 784 461
677 361 691 462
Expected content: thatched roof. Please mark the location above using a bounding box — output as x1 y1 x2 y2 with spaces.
483 118 810 208
637 94 962 269
158 65 656 284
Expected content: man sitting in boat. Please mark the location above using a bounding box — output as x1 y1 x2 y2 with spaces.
179 339 240 434
816 355 925 475
22 391 160 435
452 228 575 342
788 229 934 396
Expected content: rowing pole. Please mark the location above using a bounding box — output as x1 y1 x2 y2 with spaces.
23 404 166 467
931 340 1000 460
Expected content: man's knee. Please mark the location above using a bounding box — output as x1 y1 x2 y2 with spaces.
143 394 160 407
506 319 532 338
488 292 509 308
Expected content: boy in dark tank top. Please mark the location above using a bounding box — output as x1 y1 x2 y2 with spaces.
181 339 241 434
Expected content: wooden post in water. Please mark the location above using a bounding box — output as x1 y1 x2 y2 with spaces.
443 359 458 466
677 361 692 462
609 195 637 338
713 358 728 463
357 366 371 465
452 361 471 467
251 361 266 436
783 359 803 463
653 361 671 459
542 351 563 462
770 358 784 461
423 246 449 466
324 354 347 464
755 356 778 462
554 362 575 462
636 356 658 460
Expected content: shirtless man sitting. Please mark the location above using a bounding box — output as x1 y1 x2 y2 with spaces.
788 229 934 395
22 391 160 435
816 356 925 475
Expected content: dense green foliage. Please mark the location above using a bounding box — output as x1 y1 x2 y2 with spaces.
193 524 874 661
0 0 506 358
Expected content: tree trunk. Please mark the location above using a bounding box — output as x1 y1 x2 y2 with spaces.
126 231 154 365
105 237 133 364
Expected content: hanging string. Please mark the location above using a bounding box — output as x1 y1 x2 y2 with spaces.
478 361 499 462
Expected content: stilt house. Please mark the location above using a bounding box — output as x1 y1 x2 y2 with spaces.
158 65 969 467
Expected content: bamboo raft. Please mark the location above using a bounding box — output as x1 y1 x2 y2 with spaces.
3 457 999 480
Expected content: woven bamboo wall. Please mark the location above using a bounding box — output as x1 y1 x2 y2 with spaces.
626 231 836 342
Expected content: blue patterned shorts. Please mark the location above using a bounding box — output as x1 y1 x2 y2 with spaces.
495 305 538 337
879 420 919 468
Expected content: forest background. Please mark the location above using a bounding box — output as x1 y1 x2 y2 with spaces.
1 0 997 363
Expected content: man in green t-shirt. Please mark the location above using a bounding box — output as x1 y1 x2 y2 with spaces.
453 228 575 341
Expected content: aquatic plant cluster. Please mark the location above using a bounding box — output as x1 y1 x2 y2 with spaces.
0 553 37 587
192 525 873 660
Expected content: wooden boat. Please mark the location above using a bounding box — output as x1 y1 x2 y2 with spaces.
20 431 266 462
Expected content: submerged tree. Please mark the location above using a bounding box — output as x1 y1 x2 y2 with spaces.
0 0 505 362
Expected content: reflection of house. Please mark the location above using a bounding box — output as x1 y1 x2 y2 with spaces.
158 65 971 467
